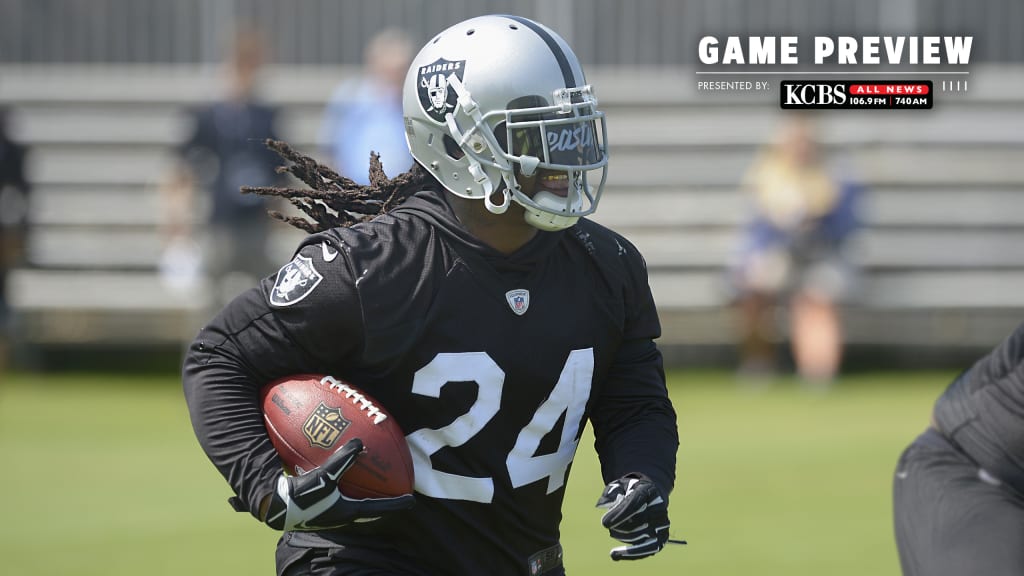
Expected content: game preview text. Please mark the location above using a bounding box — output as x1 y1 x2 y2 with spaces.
699 36 972 65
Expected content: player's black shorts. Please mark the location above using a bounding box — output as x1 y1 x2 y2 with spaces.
276 532 566 576
893 427 1024 576
276 532 435 576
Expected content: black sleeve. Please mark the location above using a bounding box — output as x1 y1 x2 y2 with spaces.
933 322 1024 437
932 321 1024 493
182 236 364 518
589 237 679 498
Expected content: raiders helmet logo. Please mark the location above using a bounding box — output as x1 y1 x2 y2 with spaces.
417 58 466 123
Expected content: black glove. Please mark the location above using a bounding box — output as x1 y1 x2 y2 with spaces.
595 472 683 560
264 438 415 531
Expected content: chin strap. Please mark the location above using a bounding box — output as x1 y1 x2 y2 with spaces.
445 74 516 214
484 185 511 214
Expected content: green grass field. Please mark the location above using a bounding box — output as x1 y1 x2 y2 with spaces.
0 370 950 575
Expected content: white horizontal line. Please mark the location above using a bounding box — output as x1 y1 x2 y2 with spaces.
696 71 970 75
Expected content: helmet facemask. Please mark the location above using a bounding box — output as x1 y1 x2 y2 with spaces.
443 79 609 231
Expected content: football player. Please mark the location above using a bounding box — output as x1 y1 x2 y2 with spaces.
183 15 681 575
893 321 1024 575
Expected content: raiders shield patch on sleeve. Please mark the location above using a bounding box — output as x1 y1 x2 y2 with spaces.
270 255 323 307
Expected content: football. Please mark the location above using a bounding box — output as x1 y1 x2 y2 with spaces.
261 374 414 499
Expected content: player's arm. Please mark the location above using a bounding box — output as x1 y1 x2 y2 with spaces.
182 234 411 528
591 337 680 560
589 236 680 560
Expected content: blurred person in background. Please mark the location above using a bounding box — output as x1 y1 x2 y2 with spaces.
163 27 282 304
0 107 30 369
319 28 414 183
728 115 862 386
894 321 1024 575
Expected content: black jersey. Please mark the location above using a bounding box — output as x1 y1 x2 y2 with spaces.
183 189 678 575
933 321 1024 495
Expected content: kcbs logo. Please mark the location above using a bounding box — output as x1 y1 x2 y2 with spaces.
781 82 847 108
779 80 934 110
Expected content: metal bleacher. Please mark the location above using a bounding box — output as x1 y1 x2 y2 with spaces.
3 65 1024 363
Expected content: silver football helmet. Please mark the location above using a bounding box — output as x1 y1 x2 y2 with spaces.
403 15 608 231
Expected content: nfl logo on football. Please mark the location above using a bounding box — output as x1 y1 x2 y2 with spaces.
302 402 350 449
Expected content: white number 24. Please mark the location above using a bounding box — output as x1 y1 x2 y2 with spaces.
405 349 594 503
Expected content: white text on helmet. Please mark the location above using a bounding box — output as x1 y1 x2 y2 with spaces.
547 124 594 153
420 61 462 75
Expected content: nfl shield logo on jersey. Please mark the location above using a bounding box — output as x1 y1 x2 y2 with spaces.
270 254 323 307
505 289 530 316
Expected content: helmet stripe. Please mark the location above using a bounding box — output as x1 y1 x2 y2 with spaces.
500 15 577 89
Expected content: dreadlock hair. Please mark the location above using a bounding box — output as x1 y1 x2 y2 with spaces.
242 139 439 234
